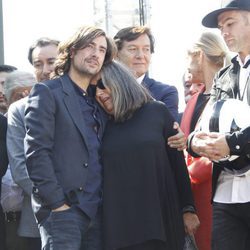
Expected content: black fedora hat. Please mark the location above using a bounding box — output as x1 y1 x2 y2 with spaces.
202 0 250 28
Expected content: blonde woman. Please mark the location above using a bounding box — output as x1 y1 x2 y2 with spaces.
180 31 230 250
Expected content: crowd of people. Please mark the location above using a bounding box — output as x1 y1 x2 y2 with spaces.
0 0 250 249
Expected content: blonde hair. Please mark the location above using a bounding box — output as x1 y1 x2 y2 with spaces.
188 31 231 68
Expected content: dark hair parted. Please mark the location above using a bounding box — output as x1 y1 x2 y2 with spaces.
100 61 153 122
0 64 17 73
28 37 60 65
114 26 155 53
52 26 116 77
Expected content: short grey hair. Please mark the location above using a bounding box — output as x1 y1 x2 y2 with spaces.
100 61 153 122
4 71 36 102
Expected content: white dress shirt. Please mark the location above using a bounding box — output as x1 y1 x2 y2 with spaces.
136 74 145 84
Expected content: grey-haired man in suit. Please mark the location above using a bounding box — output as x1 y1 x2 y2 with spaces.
7 38 59 250
6 71 39 250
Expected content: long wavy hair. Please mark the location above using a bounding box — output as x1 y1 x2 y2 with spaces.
52 26 116 78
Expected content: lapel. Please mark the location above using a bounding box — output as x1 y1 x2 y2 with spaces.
229 58 250 105
247 73 250 105
230 57 250 105
97 104 108 137
60 74 91 148
142 74 153 89
228 58 240 99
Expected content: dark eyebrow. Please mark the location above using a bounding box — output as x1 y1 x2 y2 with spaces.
127 44 150 48
47 57 56 61
218 16 235 27
99 45 107 51
89 41 107 51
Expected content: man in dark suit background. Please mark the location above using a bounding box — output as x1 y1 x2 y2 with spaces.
5 38 59 250
0 113 8 250
114 26 179 120
24 26 115 250
114 26 188 151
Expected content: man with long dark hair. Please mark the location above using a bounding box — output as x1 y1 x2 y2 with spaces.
24 26 115 250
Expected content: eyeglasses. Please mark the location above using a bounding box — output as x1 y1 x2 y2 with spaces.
96 79 106 90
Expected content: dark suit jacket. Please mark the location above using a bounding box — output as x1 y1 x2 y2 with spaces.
0 113 8 250
0 114 8 179
24 74 106 223
102 101 194 249
142 75 179 120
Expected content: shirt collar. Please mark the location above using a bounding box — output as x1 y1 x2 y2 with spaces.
136 74 146 84
70 77 96 97
236 54 250 68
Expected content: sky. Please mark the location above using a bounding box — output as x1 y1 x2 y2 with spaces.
2 0 220 111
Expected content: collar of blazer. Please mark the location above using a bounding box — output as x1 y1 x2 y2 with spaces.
60 74 75 95
60 74 91 149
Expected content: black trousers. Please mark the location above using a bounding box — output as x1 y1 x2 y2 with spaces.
118 240 166 250
4 212 41 250
0 206 6 250
22 237 41 250
212 202 250 250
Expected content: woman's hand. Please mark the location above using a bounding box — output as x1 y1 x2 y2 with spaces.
168 122 187 151
183 212 200 235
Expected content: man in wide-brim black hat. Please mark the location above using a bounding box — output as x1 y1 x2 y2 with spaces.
187 0 250 249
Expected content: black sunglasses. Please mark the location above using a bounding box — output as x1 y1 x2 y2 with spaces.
96 79 106 90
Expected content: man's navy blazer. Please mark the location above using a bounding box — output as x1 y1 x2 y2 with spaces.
24 74 106 223
142 75 179 120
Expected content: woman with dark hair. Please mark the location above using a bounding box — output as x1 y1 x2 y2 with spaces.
96 61 200 250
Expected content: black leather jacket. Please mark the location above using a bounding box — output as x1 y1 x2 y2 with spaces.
188 56 250 197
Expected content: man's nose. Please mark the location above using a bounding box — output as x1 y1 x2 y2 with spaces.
189 84 198 95
91 47 103 58
42 64 53 74
135 49 144 58
220 27 228 39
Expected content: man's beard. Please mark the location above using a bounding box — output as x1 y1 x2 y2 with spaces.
73 57 101 77
0 101 8 114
